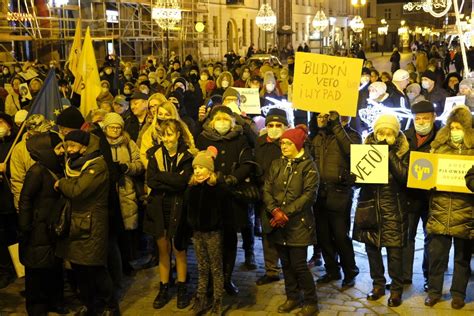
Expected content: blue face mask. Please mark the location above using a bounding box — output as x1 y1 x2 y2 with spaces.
451 130 464 143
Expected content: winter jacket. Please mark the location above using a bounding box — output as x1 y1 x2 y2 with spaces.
427 121 474 240
56 137 109 266
254 134 282 186
186 182 227 232
10 136 35 210
143 143 193 242
466 166 474 192
124 113 148 142
312 123 361 210
196 124 253 228
0 132 15 215
18 133 63 268
262 150 319 246
352 132 409 248
107 133 144 230
5 92 20 116
422 87 448 116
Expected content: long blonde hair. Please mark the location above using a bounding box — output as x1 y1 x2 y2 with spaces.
158 118 196 152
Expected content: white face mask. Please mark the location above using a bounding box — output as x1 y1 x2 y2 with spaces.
140 88 149 94
0 126 9 138
414 122 433 136
451 130 464 143
266 83 275 92
421 80 432 90
267 127 284 140
200 74 208 81
105 69 113 75
221 80 230 88
214 120 231 135
369 92 379 100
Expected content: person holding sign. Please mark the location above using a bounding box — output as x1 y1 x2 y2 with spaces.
262 125 319 316
424 106 474 310
353 114 409 307
312 111 361 290
402 100 440 291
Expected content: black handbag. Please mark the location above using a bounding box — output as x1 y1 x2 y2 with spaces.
230 148 263 204
354 199 378 230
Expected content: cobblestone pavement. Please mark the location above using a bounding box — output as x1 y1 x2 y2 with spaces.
1 230 473 315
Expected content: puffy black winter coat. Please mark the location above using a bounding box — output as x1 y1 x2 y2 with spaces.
19 133 63 268
263 151 319 246
56 138 109 266
254 134 281 186
197 124 252 229
466 166 474 192
143 143 193 241
353 132 409 248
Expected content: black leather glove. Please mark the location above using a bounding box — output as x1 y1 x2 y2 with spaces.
326 111 341 130
224 175 238 186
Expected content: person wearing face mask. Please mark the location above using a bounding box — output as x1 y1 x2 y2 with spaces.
148 72 161 94
212 71 234 97
100 64 114 88
138 80 151 96
367 81 395 109
155 66 170 91
421 71 448 116
121 70 135 85
402 101 439 292
457 78 474 111
424 106 474 310
278 67 290 97
143 119 195 310
55 130 119 316
5 77 23 117
386 69 410 111
122 82 135 100
261 71 282 108
19 132 68 316
213 66 223 81
312 111 361 291
198 69 212 98
96 80 114 106
254 109 288 286
234 66 251 88
353 114 409 307
406 83 425 106
197 105 253 296
0 66 12 88
443 72 462 97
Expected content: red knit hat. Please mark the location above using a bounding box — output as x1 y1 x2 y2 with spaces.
281 124 308 151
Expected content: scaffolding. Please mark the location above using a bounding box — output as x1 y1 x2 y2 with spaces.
0 0 211 63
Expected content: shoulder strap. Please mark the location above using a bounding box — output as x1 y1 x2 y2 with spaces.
45 168 59 181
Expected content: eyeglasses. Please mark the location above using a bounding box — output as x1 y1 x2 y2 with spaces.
107 126 122 131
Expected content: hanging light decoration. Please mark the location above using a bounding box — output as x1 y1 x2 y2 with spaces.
152 0 182 30
404 0 452 18
349 15 365 33
312 10 329 32
256 3 277 32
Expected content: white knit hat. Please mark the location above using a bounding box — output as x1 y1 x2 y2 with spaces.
369 81 387 95
393 69 409 81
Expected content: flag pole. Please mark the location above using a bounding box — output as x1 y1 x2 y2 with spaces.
1 121 27 165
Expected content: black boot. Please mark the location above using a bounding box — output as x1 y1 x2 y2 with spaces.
153 282 170 309
177 282 190 309
244 251 257 270
223 244 238 295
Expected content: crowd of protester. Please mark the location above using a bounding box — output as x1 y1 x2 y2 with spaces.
0 41 473 316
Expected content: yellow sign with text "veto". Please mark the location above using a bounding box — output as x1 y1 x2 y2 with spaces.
292 52 363 117
407 151 474 194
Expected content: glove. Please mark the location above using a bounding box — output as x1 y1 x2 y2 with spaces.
326 111 340 130
224 175 238 186
270 208 289 228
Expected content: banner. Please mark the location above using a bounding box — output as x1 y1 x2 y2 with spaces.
234 87 261 115
292 52 363 117
407 151 474 194
350 144 389 184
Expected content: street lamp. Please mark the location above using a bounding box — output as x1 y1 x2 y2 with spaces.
351 0 367 7
256 3 277 32
378 19 388 56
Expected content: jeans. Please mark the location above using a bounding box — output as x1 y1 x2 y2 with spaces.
402 205 429 281
366 244 403 294
428 234 471 299
276 244 317 304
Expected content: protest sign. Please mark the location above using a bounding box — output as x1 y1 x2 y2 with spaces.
407 151 473 194
292 52 363 117
234 87 261 115
19 68 39 81
350 144 389 184
19 83 32 101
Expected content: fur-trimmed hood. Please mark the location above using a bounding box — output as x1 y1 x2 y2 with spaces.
364 130 410 158
431 106 474 151
216 71 234 88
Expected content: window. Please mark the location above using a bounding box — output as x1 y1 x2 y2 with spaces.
384 8 391 20
203 15 209 47
250 19 254 46
242 19 247 46
367 3 371 18
296 22 299 41
213 16 218 47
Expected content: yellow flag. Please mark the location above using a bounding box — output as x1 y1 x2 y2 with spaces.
67 19 82 78
75 27 101 118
